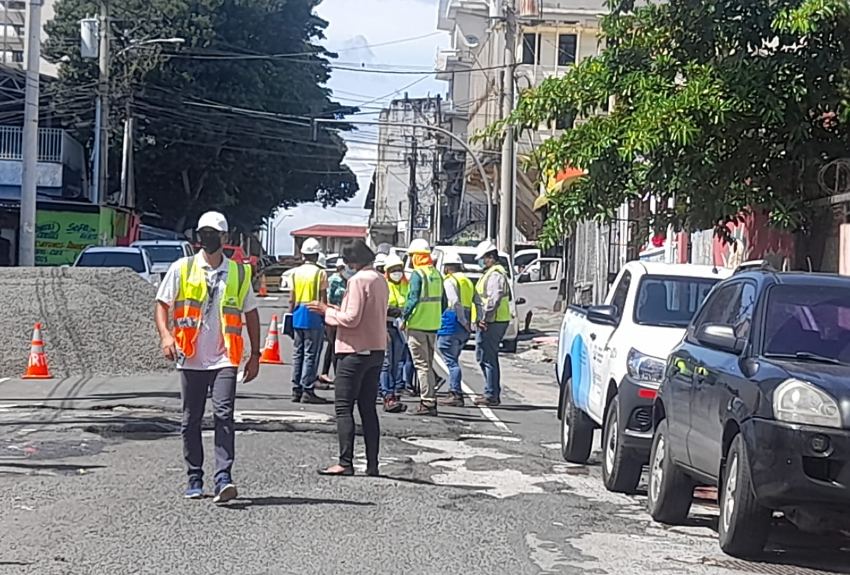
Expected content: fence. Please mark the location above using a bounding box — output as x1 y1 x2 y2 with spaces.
0 126 65 163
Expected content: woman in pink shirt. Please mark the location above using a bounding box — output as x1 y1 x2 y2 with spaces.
307 240 389 476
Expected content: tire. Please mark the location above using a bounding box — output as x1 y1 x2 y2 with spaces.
647 418 694 524
559 379 594 463
602 396 643 494
718 435 770 558
501 338 518 353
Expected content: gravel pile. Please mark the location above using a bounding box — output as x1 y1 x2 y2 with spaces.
0 267 172 378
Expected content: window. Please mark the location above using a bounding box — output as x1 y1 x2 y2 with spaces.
635 276 721 327
731 283 756 339
522 33 539 65
610 271 631 319
693 283 742 331
558 34 577 66
762 285 850 362
11 50 23 63
75 251 145 273
141 245 184 264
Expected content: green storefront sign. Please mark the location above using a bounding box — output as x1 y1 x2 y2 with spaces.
35 210 101 266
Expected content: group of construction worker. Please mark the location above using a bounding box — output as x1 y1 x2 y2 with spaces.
288 235 513 416
154 211 515 499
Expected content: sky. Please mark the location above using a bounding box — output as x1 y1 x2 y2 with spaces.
269 0 449 255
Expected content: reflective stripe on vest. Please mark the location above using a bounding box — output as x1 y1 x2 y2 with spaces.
476 264 511 323
407 266 443 332
447 272 475 323
388 280 409 309
292 263 324 305
173 256 251 366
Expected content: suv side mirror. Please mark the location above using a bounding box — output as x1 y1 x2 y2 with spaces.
587 305 619 327
696 324 744 354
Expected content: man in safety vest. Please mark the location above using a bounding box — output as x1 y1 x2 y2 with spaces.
474 240 512 407
437 252 481 407
289 237 329 404
402 238 445 416
380 253 410 412
155 211 261 503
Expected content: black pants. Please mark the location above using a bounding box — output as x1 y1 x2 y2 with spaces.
321 325 338 377
334 351 384 469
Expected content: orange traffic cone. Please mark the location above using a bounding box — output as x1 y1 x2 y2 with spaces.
259 315 284 365
257 275 269 298
23 323 53 379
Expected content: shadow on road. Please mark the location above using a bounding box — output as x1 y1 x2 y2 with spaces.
225 496 375 510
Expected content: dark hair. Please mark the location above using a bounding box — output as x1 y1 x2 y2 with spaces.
341 239 375 266
303 253 319 263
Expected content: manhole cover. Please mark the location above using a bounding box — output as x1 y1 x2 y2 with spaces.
701 558 845 575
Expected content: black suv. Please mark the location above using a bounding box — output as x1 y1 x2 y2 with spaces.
648 269 850 557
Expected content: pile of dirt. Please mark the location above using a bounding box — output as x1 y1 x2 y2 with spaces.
0 267 172 378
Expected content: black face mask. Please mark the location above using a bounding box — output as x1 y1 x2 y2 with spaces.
199 232 222 254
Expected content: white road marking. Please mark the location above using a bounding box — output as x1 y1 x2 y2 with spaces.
434 354 512 434
259 296 280 302
0 378 9 385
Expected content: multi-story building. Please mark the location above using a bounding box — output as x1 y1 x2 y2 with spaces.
369 95 465 247
0 0 58 76
436 0 607 242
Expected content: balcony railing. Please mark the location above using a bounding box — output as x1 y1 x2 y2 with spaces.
0 126 84 172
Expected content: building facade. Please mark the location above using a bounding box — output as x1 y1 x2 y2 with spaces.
0 0 58 76
436 0 606 242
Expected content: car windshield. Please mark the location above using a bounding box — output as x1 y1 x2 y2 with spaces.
634 275 719 327
76 251 145 273
141 245 183 264
762 285 850 363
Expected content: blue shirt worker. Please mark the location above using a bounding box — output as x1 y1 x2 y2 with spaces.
319 261 348 386
473 240 512 407
290 237 329 404
437 252 481 407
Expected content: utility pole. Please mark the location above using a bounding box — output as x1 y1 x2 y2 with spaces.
19 0 42 266
433 95 443 243
119 98 134 208
407 134 418 245
499 0 517 253
97 0 109 204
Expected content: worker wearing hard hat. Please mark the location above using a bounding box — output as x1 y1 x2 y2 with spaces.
402 238 445 416
290 237 329 403
155 211 260 503
380 253 409 412
474 240 511 406
374 253 387 275
437 252 481 407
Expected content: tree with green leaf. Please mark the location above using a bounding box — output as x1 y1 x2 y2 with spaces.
488 0 850 248
44 0 357 233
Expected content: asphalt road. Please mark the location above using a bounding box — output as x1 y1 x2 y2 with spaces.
0 296 848 574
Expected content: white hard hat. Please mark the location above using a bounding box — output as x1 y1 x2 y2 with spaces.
442 252 464 266
301 237 321 255
408 238 431 254
374 253 387 267
384 253 404 270
475 240 499 260
196 211 228 232
317 253 327 268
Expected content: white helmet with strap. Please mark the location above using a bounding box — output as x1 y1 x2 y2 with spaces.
474 240 499 260
301 237 321 255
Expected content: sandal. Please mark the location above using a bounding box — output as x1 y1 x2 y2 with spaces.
317 465 354 476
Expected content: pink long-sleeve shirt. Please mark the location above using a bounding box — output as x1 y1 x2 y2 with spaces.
325 267 389 354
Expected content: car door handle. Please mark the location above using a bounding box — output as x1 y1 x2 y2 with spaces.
549 286 558 290
590 333 597 341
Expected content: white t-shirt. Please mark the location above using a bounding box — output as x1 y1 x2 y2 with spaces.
156 254 258 371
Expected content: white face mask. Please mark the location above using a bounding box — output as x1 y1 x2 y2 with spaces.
389 271 404 283
342 266 355 279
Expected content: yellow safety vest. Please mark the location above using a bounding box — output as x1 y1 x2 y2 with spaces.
174 256 251 366
407 265 443 332
388 280 409 309
446 271 475 323
476 264 511 323
292 263 325 305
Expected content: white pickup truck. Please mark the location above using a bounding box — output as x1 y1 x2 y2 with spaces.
556 261 731 493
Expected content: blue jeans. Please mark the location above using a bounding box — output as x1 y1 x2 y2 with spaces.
476 322 508 400
380 323 407 397
292 327 324 393
438 330 468 395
